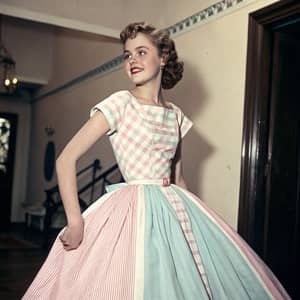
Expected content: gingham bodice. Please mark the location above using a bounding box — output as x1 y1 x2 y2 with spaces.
90 90 193 182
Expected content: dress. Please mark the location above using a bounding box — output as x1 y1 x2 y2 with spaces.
23 90 290 300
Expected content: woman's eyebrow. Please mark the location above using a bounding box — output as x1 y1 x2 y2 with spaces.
124 46 150 53
135 46 149 50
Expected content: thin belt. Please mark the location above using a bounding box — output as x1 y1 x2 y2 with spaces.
127 178 171 186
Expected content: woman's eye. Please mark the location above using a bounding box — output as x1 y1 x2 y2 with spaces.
138 50 146 56
123 53 131 60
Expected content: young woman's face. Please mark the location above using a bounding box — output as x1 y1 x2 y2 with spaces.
123 33 164 86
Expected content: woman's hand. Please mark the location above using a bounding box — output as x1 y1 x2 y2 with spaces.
59 218 84 251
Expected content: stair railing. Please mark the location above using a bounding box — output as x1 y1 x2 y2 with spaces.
43 159 123 247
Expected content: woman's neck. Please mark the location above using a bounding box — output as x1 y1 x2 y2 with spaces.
132 85 164 105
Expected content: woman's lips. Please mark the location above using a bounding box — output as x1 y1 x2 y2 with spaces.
130 67 143 74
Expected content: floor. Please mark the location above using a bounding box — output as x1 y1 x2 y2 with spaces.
0 223 59 300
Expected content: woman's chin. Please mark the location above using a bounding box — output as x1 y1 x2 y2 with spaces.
131 78 146 86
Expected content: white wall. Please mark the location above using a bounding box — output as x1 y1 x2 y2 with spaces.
38 28 122 95
2 15 54 84
0 97 31 222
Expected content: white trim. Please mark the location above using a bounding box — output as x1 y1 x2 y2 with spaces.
134 186 145 300
173 186 275 299
17 75 48 85
82 190 115 217
0 3 119 39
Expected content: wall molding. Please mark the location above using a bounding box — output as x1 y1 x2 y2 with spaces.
34 55 124 102
33 0 257 102
166 0 258 38
0 3 120 39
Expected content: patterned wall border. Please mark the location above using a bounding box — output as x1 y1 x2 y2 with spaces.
34 55 124 102
165 0 251 37
34 0 253 102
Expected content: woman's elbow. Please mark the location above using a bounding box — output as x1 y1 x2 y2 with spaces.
55 156 65 175
55 152 76 174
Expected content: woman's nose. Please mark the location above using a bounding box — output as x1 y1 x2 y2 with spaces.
129 57 136 64
129 54 138 64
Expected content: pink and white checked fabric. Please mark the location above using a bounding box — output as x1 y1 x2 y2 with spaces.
90 90 193 182
161 187 213 299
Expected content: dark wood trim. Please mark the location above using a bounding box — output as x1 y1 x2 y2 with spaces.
238 0 300 254
0 112 18 230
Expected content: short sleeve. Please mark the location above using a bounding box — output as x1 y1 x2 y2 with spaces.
175 106 193 138
90 91 128 135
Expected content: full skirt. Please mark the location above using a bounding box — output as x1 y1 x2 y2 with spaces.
23 183 290 300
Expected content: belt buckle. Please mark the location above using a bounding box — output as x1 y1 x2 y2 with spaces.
162 178 170 187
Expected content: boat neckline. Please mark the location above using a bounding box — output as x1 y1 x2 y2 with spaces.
126 90 174 111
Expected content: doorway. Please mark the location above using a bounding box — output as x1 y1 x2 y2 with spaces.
238 0 300 298
0 112 18 232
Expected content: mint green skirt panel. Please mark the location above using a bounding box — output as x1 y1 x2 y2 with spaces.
143 185 271 300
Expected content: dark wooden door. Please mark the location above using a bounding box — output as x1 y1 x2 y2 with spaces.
0 113 18 232
263 30 300 298
238 1 300 299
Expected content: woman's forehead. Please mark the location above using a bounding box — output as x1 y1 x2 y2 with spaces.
124 33 154 51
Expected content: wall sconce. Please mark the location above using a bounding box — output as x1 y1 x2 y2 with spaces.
45 125 55 137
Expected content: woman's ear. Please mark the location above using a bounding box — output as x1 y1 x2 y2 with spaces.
160 53 168 66
160 58 165 70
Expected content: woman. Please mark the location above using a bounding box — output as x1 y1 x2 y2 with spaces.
23 22 290 300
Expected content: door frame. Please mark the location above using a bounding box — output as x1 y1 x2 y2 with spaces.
0 112 18 229
238 0 300 255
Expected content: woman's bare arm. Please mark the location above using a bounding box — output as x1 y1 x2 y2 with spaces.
56 111 109 250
